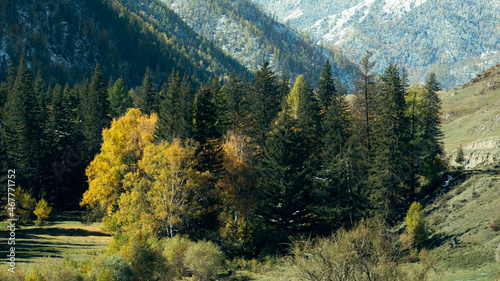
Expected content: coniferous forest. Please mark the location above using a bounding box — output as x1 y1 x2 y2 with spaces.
0 46 450 279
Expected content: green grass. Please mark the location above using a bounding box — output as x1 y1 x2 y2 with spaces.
438 64 500 163
0 212 111 274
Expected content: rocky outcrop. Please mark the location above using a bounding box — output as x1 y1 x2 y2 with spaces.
451 139 500 169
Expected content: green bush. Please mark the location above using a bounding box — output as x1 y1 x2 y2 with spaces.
163 235 193 278
106 231 174 280
184 240 225 280
282 220 433 281
86 254 133 281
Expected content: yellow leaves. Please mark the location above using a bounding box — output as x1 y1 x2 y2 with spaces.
287 75 305 119
81 109 157 215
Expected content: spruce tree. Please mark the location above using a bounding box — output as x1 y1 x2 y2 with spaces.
422 73 444 160
190 82 223 239
108 78 132 118
248 61 279 146
370 64 411 225
80 65 110 162
156 71 192 140
192 81 222 174
256 114 315 251
134 68 157 114
4 56 42 196
217 70 242 133
295 77 321 148
317 60 336 113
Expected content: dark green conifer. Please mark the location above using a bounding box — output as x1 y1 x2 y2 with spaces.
248 61 279 145
80 65 110 162
134 68 157 114
156 71 192 140
108 78 132 118
317 60 336 113
370 64 411 225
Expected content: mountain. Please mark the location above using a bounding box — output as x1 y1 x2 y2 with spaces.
253 0 500 89
439 63 500 170
0 0 246 87
159 0 358 86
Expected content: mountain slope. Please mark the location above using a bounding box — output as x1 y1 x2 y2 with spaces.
253 0 500 89
439 64 500 170
159 0 358 86
0 0 245 87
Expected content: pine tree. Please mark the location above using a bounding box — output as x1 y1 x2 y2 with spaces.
217 70 242 133
190 81 223 239
294 76 321 147
315 74 367 232
108 78 132 118
80 65 110 162
370 64 411 225
317 60 336 113
421 73 445 172
4 56 42 196
156 71 192 140
134 68 157 114
256 115 315 251
248 61 279 146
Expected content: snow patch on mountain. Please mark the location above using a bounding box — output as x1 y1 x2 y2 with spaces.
309 0 429 44
382 0 428 17
284 8 304 22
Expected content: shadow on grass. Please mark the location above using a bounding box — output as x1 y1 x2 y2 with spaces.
1 225 111 262
16 227 111 238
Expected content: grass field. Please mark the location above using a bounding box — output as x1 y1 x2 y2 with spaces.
0 212 111 275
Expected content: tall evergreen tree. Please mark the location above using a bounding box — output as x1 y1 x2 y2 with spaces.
108 78 132 118
248 61 279 146
317 60 336 113
4 56 42 196
156 71 193 140
419 73 445 185
256 114 315 252
217 70 243 133
370 64 411 225
192 79 223 179
294 77 321 148
353 50 376 154
80 65 110 162
190 81 223 239
134 68 157 114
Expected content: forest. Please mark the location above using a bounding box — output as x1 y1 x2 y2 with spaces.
0 48 447 279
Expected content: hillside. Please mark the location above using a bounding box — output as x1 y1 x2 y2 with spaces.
160 0 359 86
0 0 245 87
253 0 500 89
440 64 500 170
421 64 500 280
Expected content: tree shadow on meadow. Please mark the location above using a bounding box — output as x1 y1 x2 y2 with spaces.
1 225 112 263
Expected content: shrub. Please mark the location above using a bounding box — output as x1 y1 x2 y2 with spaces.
25 267 46 281
33 199 52 226
184 241 225 280
404 202 429 249
163 235 193 278
87 254 133 281
11 187 36 224
282 219 434 281
107 231 174 280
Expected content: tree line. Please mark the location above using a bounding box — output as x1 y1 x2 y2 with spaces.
0 51 445 256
